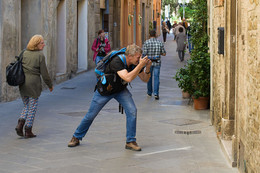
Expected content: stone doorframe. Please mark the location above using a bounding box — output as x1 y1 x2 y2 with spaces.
221 0 237 167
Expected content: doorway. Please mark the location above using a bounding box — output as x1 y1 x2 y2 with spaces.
113 0 120 49
21 0 41 49
133 0 137 44
121 0 129 47
141 3 145 44
56 0 66 75
77 0 88 72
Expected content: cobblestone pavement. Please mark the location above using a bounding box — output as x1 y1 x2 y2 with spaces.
0 33 238 173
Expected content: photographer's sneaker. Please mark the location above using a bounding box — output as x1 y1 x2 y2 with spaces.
68 136 80 147
155 95 159 100
125 141 142 151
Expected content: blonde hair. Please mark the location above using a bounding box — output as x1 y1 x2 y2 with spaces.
27 35 44 50
125 44 142 56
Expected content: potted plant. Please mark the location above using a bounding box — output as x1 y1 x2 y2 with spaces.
187 53 210 109
185 0 210 110
174 65 194 99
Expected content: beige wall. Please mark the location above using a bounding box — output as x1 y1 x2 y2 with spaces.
209 0 260 172
236 1 260 172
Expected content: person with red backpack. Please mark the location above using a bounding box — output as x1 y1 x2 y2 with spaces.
92 30 111 65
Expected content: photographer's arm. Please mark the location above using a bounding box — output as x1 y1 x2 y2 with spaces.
138 60 152 82
117 57 150 83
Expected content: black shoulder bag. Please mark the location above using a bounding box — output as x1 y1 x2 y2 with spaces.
6 50 26 86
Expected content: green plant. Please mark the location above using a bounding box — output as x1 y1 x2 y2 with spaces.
188 0 210 99
178 5 194 19
174 65 194 94
187 55 210 98
174 0 210 99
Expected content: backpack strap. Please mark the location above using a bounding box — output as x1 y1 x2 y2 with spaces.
117 54 127 115
95 38 99 48
16 49 26 61
118 54 127 68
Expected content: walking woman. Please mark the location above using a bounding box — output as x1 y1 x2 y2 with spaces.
92 30 111 65
176 27 187 62
15 35 53 138
162 21 169 43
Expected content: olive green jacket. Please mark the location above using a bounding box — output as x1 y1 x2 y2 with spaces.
19 50 53 98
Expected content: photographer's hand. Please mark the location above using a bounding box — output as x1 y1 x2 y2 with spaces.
146 59 152 69
139 56 150 68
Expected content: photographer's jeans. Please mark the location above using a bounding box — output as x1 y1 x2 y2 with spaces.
147 65 161 96
95 55 104 65
73 89 137 143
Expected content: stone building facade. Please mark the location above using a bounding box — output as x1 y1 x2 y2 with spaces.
0 0 89 102
0 0 155 102
120 0 157 48
208 0 260 172
88 0 156 63
153 0 162 37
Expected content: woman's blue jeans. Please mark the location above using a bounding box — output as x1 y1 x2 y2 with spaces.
147 65 161 96
95 55 104 65
73 89 137 143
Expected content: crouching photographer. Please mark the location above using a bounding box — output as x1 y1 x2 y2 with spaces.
68 44 152 151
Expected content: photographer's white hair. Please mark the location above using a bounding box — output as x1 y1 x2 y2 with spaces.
125 44 142 56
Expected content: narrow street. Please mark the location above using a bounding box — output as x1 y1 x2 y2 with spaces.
0 33 238 173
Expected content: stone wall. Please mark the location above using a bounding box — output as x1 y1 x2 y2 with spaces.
0 0 89 102
210 0 225 131
209 0 260 172
87 0 121 69
0 0 154 102
236 0 260 172
0 0 21 101
87 0 96 70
